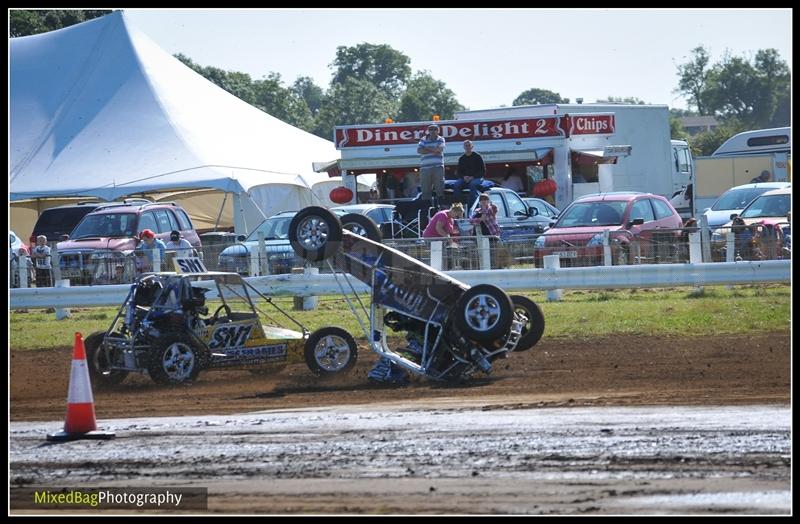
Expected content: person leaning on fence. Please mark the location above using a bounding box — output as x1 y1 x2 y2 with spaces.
165 230 193 258
31 235 53 287
422 202 464 240
731 217 761 260
469 193 500 237
417 124 446 206
136 229 167 273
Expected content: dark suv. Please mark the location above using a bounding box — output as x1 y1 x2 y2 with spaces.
56 202 201 285
29 199 152 246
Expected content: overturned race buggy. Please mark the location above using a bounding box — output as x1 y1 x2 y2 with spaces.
84 269 357 386
288 207 545 383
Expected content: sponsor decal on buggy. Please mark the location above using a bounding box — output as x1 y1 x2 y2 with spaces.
209 324 254 349
215 344 289 364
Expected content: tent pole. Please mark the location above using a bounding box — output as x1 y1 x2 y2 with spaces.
215 192 229 232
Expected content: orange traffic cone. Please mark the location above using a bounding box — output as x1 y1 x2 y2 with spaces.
47 333 115 442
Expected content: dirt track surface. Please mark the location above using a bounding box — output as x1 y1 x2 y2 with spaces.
11 333 790 422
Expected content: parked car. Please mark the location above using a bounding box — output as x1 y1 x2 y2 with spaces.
522 197 560 221
29 198 152 246
533 192 684 267
457 187 551 240
9 230 31 288
56 201 201 285
330 203 398 238
701 182 791 230
198 231 240 270
10 230 29 258
217 211 300 275
711 187 791 261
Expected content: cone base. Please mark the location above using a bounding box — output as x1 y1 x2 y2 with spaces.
46 430 116 442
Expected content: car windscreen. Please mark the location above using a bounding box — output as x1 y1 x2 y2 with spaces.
555 201 628 228
739 194 791 219
711 188 768 211
245 216 292 241
70 213 138 239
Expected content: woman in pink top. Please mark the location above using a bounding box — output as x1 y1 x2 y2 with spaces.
422 203 465 238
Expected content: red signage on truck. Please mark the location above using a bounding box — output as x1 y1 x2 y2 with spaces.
335 117 568 149
335 114 615 149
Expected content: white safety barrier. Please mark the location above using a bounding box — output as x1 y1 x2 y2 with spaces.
9 260 791 310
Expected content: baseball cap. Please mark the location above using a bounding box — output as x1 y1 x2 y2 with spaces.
170 230 180 241
140 229 155 239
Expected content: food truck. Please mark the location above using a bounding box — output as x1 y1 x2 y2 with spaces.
328 103 692 214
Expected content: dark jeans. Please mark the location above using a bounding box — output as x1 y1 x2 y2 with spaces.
451 178 484 209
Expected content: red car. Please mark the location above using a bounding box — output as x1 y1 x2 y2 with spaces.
533 192 684 267
56 201 201 284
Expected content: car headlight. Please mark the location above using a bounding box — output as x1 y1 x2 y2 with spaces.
533 235 546 248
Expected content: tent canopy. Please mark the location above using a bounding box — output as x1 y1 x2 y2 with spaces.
10 11 337 233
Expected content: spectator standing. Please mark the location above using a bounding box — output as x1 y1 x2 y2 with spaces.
137 229 167 273
452 140 486 209
31 235 53 287
417 124 446 206
165 230 193 257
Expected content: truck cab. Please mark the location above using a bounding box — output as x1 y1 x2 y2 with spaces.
669 140 694 219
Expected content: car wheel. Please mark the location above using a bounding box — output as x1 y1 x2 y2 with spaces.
288 207 343 262
84 331 128 387
304 327 358 376
509 295 545 352
148 335 202 385
454 284 513 343
339 213 383 242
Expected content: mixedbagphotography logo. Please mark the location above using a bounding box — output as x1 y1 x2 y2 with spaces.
11 487 208 511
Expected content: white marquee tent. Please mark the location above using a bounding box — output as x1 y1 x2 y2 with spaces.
10 11 337 236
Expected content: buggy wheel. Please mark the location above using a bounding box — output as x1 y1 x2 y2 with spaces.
148 335 202 385
340 213 383 242
84 331 128 387
509 295 545 351
289 206 343 262
304 327 358 376
454 284 513 343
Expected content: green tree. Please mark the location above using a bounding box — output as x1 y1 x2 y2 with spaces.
313 77 397 140
396 72 464 122
686 120 746 157
330 43 412 99
10 9 111 37
512 88 569 106
253 73 313 131
675 46 790 129
669 115 690 142
675 46 713 115
292 77 325 117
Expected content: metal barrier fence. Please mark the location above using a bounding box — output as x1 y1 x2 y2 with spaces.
15 222 790 288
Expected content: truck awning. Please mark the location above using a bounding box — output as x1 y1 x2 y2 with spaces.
571 149 624 166
339 147 555 172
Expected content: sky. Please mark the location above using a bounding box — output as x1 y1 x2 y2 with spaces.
124 8 792 112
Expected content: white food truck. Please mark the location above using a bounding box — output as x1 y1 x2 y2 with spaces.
328 103 693 215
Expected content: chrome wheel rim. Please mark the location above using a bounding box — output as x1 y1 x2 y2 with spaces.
464 294 502 332
162 342 196 381
298 216 330 250
314 335 351 372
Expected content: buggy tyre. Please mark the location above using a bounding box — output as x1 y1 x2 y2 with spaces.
148 335 202 385
454 284 513 343
85 331 128 387
340 213 383 242
509 295 545 352
289 207 343 262
304 327 358 376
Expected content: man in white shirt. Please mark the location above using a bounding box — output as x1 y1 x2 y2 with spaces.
165 230 193 258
